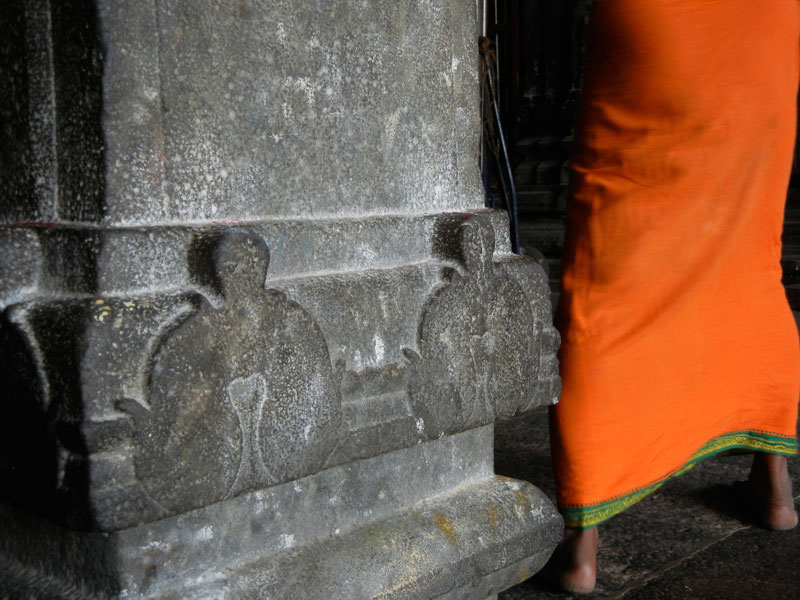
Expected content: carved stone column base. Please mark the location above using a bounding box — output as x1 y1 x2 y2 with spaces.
0 427 561 599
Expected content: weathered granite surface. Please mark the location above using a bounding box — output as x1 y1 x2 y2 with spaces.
0 0 561 597
4 0 480 226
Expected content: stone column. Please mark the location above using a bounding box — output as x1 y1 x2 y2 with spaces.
0 1 562 598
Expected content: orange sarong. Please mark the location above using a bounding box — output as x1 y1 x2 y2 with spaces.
551 0 800 528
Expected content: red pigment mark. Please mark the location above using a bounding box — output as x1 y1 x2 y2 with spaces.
462 214 470 220
18 221 56 228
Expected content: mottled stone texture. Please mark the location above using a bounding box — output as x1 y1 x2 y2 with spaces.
0 1 561 598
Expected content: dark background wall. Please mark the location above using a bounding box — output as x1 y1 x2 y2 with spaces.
481 0 592 295
486 0 591 146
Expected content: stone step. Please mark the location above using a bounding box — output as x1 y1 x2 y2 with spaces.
514 158 567 186
513 135 573 158
784 230 800 246
516 186 566 217
783 258 800 285
518 219 565 258
784 202 800 216
512 136 572 187
547 259 561 284
781 185 800 243
785 284 800 311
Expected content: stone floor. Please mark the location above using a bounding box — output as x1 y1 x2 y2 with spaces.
496 397 800 599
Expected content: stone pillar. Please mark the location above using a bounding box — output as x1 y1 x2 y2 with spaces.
0 1 562 598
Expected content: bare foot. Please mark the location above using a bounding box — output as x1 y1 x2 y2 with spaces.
734 453 797 531
545 526 598 594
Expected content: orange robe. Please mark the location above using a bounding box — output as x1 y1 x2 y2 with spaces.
551 0 800 528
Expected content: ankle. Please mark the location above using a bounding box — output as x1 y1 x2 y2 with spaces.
740 453 797 530
749 453 792 491
555 527 598 594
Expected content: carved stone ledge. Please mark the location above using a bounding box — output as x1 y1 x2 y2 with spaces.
405 212 558 440
1 214 557 534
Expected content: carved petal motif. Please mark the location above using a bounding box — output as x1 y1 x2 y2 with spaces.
123 231 341 514
406 214 542 438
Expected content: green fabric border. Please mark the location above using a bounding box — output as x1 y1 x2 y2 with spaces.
560 429 798 529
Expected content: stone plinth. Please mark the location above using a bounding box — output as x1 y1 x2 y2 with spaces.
0 1 562 598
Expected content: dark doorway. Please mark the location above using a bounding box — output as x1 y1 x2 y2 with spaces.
481 0 591 299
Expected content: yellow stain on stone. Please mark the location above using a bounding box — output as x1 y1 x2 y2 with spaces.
497 475 528 507
123 301 136 308
434 515 457 545
94 299 105 305
488 505 497 528
370 546 432 599
518 564 531 584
